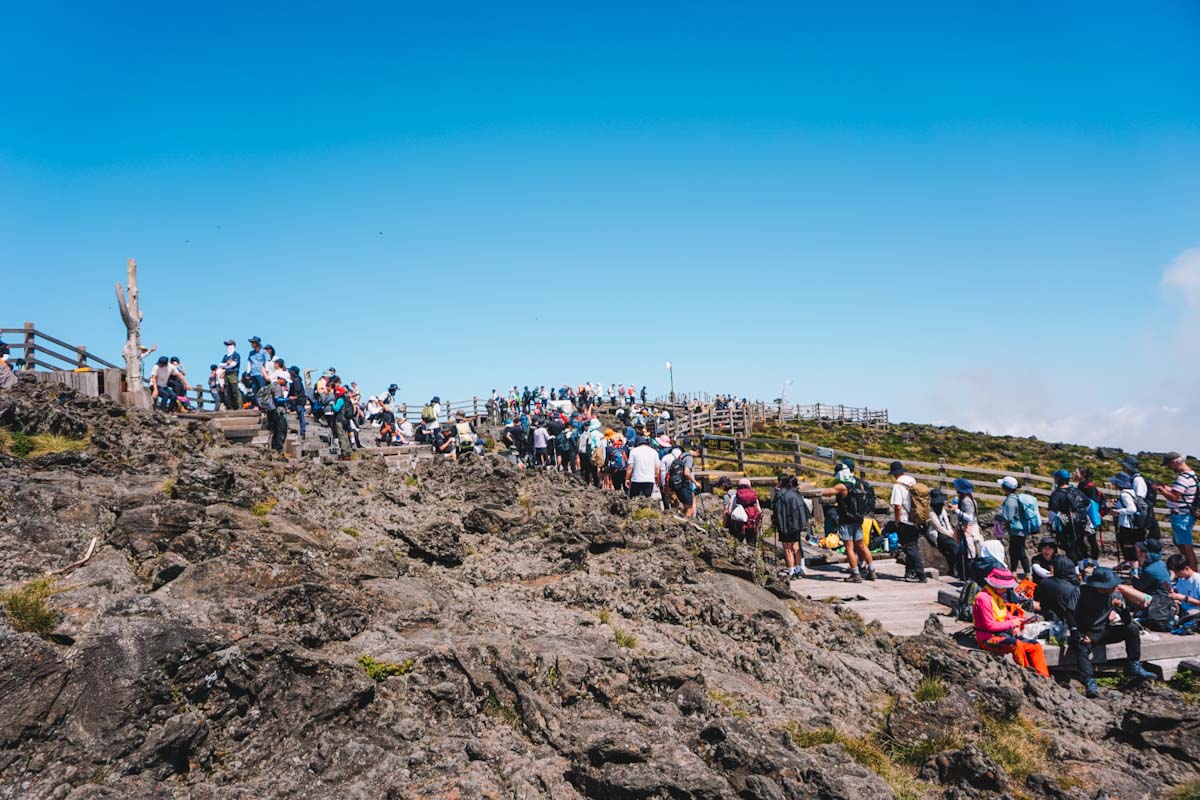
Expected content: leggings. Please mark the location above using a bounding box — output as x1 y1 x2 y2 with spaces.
980 634 1049 678
1009 535 1030 575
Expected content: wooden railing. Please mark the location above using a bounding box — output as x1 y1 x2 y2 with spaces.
0 323 120 372
693 431 1195 528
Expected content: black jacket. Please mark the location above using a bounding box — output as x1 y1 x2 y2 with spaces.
773 488 811 536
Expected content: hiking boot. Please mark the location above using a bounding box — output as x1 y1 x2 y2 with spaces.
1084 679 1101 699
1126 662 1155 685
903 574 923 583
864 569 877 582
845 572 863 584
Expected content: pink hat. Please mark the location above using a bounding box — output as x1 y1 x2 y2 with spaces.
984 568 1017 590
656 435 671 447
737 478 752 488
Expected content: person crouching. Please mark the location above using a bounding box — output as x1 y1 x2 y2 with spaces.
973 567 1050 677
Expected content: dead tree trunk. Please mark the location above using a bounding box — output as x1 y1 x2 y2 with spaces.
115 258 149 408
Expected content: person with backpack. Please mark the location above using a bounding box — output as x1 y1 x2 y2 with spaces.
973 567 1050 678
889 462 927 583
1073 467 1103 560
452 410 478 457
724 478 763 545
626 436 660 498
607 436 629 493
952 478 984 571
328 384 352 459
1156 452 1198 571
773 476 811 577
555 424 577 473
996 476 1039 578
819 459 876 583
266 370 289 452
1048 470 1093 563
531 421 550 467
286 366 308 440
1120 455 1161 540
669 438 698 518
583 419 605 488
1070 567 1155 698
1109 473 1145 568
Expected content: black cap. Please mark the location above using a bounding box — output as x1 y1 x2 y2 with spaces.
249 336 261 344
1139 539 1163 554
209 364 218 371
169 356 180 363
223 339 235 345
388 384 398 391
889 461 905 476
1038 537 1058 549
156 356 169 365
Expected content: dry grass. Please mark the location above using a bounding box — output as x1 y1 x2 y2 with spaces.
0 428 89 459
597 608 611 625
250 498 277 517
914 676 947 703
2 578 60 636
1166 780 1200 800
631 507 660 521
784 723 923 800
612 628 637 648
707 689 751 719
980 715 1048 782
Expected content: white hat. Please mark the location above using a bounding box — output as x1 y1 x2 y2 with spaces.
997 476 1019 490
273 369 289 381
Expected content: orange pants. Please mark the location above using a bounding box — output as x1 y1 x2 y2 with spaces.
981 635 1050 678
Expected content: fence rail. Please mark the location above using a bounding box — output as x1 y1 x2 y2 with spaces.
1 323 121 372
693 431 1195 529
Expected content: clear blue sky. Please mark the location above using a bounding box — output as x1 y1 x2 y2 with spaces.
2 2 1198 452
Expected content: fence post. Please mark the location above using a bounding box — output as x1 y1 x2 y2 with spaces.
1022 467 1031 488
22 322 34 371
75 345 87 369
699 436 707 470
736 437 745 474
793 434 802 478
939 457 947 489
472 397 478 420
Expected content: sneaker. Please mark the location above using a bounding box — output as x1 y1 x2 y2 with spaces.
845 572 863 584
1084 679 1101 699
864 569 877 582
1126 662 1155 684
903 574 923 583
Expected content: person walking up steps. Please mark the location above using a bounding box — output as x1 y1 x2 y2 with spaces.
890 461 927 583
819 459 876 582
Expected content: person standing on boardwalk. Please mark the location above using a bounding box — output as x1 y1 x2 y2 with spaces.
890 461 926 583
774 476 811 579
246 336 268 393
996 476 1037 578
220 339 242 410
819 460 876 583
1156 452 1198 571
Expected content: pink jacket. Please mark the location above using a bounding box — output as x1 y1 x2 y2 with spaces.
973 590 1019 646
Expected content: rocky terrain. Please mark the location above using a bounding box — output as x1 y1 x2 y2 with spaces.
1 381 1198 800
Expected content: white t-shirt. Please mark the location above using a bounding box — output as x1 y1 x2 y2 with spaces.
660 451 676 485
890 475 916 524
628 445 659 484
532 427 549 449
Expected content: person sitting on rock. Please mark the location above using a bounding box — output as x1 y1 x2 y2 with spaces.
925 489 961 579
1031 537 1060 584
1115 540 1176 632
973 567 1050 678
1033 555 1078 623
1070 567 1155 698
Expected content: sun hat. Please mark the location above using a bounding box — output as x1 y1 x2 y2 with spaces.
888 461 905 476
656 435 671 447
998 476 1019 491
1052 469 1071 484
952 477 974 494
1108 473 1133 490
1120 455 1139 470
1138 539 1163 554
1084 567 1121 590
984 568 1018 590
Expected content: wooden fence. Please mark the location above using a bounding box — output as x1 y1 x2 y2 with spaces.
694 431 1195 528
1 323 121 373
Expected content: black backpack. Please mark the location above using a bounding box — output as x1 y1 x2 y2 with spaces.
668 455 688 490
1138 475 1161 538
556 430 572 453
844 479 874 522
255 384 276 411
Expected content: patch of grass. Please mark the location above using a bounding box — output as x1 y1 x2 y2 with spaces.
341 527 360 538
161 477 176 496
25 432 90 458
1166 780 1200 800
1095 676 1123 689
613 628 638 649
357 654 415 682
785 723 924 800
482 690 522 730
789 604 826 623
9 430 34 458
250 498 277 517
597 608 611 625
979 715 1048 782
707 689 750 720
1169 669 1200 702
2 578 60 636
914 676 947 703
517 493 534 515
631 507 660 521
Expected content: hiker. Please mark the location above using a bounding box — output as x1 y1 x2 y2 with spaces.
452 410 478 458
1033 554 1079 624
626 436 660 499
1120 455 1160 540
1074 467 1103 560
996 476 1038 578
532 421 550 467
1030 538 1059 583
889 461 926 583
973 567 1049 678
267 370 288 452
206 364 224 410
1070 567 1155 698
583 419 605 488
1048 469 1093 563
725 478 763 546
607 435 629 493
219 339 242 410
0 341 15 390
556 422 578 473
773 476 811 578
430 422 456 459
668 438 698 518
149 356 175 411
1155 452 1197 571
1121 539 1176 631
659 439 677 510
287 366 308 439
953 477 984 563
1168 555 1200 623
926 489 961 579
1109 473 1145 567
328 384 352 459
246 336 267 392
819 460 876 583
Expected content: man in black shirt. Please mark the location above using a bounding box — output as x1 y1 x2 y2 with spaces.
1071 567 1154 698
1033 555 1078 622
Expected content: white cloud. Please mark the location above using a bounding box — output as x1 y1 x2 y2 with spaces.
1162 247 1200 308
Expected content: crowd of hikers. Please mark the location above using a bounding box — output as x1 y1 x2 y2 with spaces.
12 333 1200 699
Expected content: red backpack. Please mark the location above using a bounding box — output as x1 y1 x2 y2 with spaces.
735 487 762 523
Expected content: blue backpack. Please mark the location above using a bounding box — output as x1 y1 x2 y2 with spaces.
608 446 627 471
1014 493 1043 535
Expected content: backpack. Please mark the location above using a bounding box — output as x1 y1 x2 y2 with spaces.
421 404 436 423
607 447 626 471
909 482 932 526
843 479 874 522
735 486 758 508
556 430 572 453
590 445 606 468
255 384 276 411
1130 492 1152 531
668 455 689 490
1014 492 1043 536
455 422 477 451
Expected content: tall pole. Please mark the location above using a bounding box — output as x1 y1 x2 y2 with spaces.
666 361 675 403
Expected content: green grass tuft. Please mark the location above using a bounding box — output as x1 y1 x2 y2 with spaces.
357 654 414 682
250 498 277 517
597 608 611 625
631 507 660 521
482 690 523 730
914 676 948 703
707 689 751 719
979 714 1048 782
341 527 360 538
403 474 420 487
1166 780 1200 800
2 578 60 636
613 627 637 648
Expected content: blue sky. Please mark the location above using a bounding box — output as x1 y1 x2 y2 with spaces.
2 2 1198 452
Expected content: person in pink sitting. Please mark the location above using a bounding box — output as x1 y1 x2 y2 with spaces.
973 567 1050 678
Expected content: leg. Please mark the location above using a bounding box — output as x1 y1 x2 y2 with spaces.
296 406 307 438
1013 640 1049 678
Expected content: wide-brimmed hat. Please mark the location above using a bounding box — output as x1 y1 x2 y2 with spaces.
248 336 261 344
952 478 974 494
1109 473 1133 490
1138 539 1163 554
888 461 905 476
737 478 752 488
656 435 671 447
1084 567 1121 590
985 568 1018 590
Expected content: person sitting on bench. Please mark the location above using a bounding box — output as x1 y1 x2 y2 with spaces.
1070 567 1155 698
973 567 1050 678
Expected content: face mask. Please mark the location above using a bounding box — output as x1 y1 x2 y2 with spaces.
226 345 235 355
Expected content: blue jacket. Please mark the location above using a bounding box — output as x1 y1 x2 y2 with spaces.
222 351 241 373
247 348 267 373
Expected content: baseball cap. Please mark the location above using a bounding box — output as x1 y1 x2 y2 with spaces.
223 339 235 346
249 336 261 344
998 476 1019 490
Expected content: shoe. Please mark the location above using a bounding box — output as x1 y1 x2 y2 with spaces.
918 575 929 584
1084 679 1101 699
1126 662 1155 684
903 574 922 583
864 569 877 582
845 572 863 584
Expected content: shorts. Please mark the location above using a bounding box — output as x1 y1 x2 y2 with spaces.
674 484 694 505
839 523 864 543
779 529 801 544
1172 513 1196 546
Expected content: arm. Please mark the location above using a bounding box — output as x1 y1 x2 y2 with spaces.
974 593 1020 633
